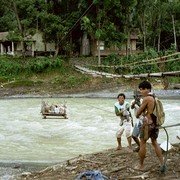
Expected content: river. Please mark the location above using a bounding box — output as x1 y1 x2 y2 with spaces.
0 97 179 166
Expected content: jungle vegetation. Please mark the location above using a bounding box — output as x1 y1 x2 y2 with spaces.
0 0 179 90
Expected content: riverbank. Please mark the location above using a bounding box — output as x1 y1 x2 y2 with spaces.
0 86 180 99
0 75 179 99
0 81 179 179
3 142 179 180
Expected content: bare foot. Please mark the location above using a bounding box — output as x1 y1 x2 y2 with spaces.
116 146 122 150
133 146 140 152
127 147 133 153
134 164 144 171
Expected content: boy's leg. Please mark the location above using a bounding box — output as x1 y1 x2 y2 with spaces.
132 122 142 151
137 138 146 170
151 138 164 165
125 122 133 149
116 127 124 150
116 137 122 150
127 136 132 149
132 123 140 145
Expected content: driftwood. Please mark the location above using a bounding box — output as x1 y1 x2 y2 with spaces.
108 166 127 173
122 171 150 179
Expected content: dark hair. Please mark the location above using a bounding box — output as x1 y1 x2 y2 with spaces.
138 81 152 90
117 93 126 99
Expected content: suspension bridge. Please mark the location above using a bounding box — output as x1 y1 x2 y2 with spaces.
75 52 180 79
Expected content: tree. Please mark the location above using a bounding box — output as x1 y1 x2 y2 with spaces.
0 0 179 57
0 0 43 54
41 0 82 57
81 0 132 64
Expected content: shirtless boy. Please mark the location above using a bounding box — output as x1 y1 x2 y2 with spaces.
136 81 164 171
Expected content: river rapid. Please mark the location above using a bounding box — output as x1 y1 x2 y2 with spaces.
0 96 179 165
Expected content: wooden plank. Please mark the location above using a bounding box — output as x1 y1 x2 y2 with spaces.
42 113 66 116
42 113 68 119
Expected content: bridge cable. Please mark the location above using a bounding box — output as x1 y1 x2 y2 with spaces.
158 123 180 173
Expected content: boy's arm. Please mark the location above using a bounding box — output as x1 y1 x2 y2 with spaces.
136 97 148 118
131 102 135 109
115 106 122 116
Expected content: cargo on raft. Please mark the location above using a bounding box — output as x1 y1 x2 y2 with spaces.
41 101 68 119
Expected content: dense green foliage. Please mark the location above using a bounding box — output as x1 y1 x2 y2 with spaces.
0 56 92 90
0 54 179 91
0 0 179 90
92 48 180 75
0 0 179 54
0 56 62 76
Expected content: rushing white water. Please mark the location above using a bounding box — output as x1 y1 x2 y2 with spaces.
0 98 179 164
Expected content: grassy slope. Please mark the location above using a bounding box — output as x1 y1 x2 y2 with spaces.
0 56 170 96
0 62 123 96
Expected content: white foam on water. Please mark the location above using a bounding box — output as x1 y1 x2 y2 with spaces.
0 98 179 163
0 134 5 141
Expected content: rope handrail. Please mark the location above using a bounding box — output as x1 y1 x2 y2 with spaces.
87 57 180 69
132 58 180 68
123 52 180 66
158 122 180 173
159 123 180 129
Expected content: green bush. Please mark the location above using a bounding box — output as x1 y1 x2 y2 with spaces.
103 53 120 65
101 49 179 75
0 59 22 76
28 57 62 73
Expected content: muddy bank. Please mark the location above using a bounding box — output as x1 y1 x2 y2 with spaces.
6 143 180 180
54 89 180 99
0 162 52 179
0 87 180 99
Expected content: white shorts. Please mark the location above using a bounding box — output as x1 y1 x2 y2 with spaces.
116 121 132 138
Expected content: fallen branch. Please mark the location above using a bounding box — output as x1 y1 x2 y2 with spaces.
80 158 104 165
108 166 127 173
122 171 150 179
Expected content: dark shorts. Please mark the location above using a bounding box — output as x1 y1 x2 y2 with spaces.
139 114 159 140
140 124 159 139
